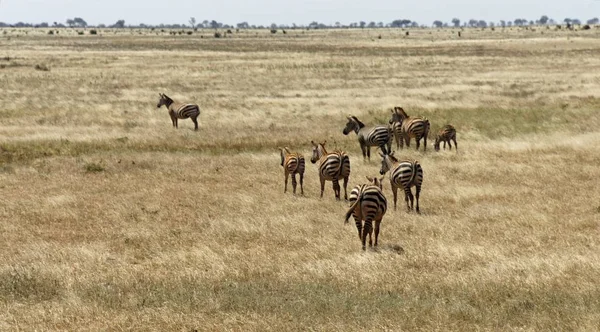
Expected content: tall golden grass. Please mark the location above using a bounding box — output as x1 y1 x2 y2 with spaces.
1 27 600 330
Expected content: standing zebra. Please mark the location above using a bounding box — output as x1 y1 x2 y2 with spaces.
279 147 305 195
310 140 351 201
156 93 201 131
389 107 430 151
345 176 387 250
379 151 423 213
342 115 392 161
434 125 458 152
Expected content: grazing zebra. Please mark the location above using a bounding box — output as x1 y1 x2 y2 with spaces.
310 140 351 201
342 115 392 161
389 107 430 151
345 176 387 250
279 147 305 195
156 93 201 131
434 125 458 152
379 151 423 213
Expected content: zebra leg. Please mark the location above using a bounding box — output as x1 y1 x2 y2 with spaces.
362 220 372 250
319 177 325 198
367 146 371 161
361 145 367 160
415 184 421 214
392 183 398 211
170 115 176 128
453 137 458 151
355 215 362 240
416 137 421 151
404 187 413 212
394 131 401 150
174 118 178 128
291 173 297 195
443 141 447 150
284 172 289 193
423 135 427 152
299 172 304 195
343 176 349 201
332 178 341 201
192 116 199 131
374 219 382 247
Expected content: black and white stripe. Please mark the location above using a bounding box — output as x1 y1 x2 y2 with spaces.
345 176 387 250
379 152 423 213
343 115 392 160
434 124 457 152
310 140 351 201
157 93 201 131
279 147 305 195
389 107 430 151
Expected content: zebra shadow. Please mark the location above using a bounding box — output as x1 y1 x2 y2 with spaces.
368 243 405 254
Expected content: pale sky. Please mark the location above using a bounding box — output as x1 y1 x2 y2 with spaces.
1 0 599 26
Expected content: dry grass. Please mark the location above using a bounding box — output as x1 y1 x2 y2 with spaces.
1 27 600 331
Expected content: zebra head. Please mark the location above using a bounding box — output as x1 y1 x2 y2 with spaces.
378 151 396 175
366 176 385 189
389 107 406 124
310 140 326 164
434 135 442 151
343 116 363 135
156 93 172 108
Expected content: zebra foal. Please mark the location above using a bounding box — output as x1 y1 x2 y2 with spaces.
279 147 305 195
434 125 458 152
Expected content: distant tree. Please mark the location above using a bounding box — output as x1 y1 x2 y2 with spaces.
73 17 87 27
270 23 277 29
359 21 366 28
210 20 220 29
477 20 487 28
202 20 209 27
468 19 478 27
499 20 506 27
572 19 581 25
236 22 249 29
308 21 320 29
507 21 513 27
433 20 443 28
38 22 49 28
391 19 411 28
112 20 126 28
539 15 549 25
489 22 495 28
514 18 526 26
411 21 419 27
189 17 196 29
335 21 341 28
451 18 460 27
587 17 599 25
66 19 75 27
368 21 376 28
563 18 572 24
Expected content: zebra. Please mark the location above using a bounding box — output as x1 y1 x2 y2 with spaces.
434 125 458 152
345 176 387 250
379 151 423 213
156 93 201 131
342 115 392 161
389 106 430 151
279 147 305 195
310 140 351 201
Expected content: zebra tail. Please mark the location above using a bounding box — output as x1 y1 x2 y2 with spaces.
409 161 419 185
344 198 361 224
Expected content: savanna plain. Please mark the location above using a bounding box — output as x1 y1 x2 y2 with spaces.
1 26 600 331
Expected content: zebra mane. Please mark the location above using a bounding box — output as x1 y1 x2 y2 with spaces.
387 153 399 163
394 107 409 119
162 94 174 103
349 116 365 128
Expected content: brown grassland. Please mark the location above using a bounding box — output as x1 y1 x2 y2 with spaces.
1 26 600 331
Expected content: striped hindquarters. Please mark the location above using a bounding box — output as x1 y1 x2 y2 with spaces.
284 153 305 175
172 103 200 119
318 151 350 180
359 126 392 147
346 185 387 222
401 118 429 139
390 160 423 190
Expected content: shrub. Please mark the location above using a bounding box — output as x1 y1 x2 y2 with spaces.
89 29 97 35
34 64 50 71
270 29 277 34
187 31 193 35
85 162 105 173
214 32 222 38
47 30 54 35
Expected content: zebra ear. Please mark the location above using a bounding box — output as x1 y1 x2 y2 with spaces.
366 176 373 182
